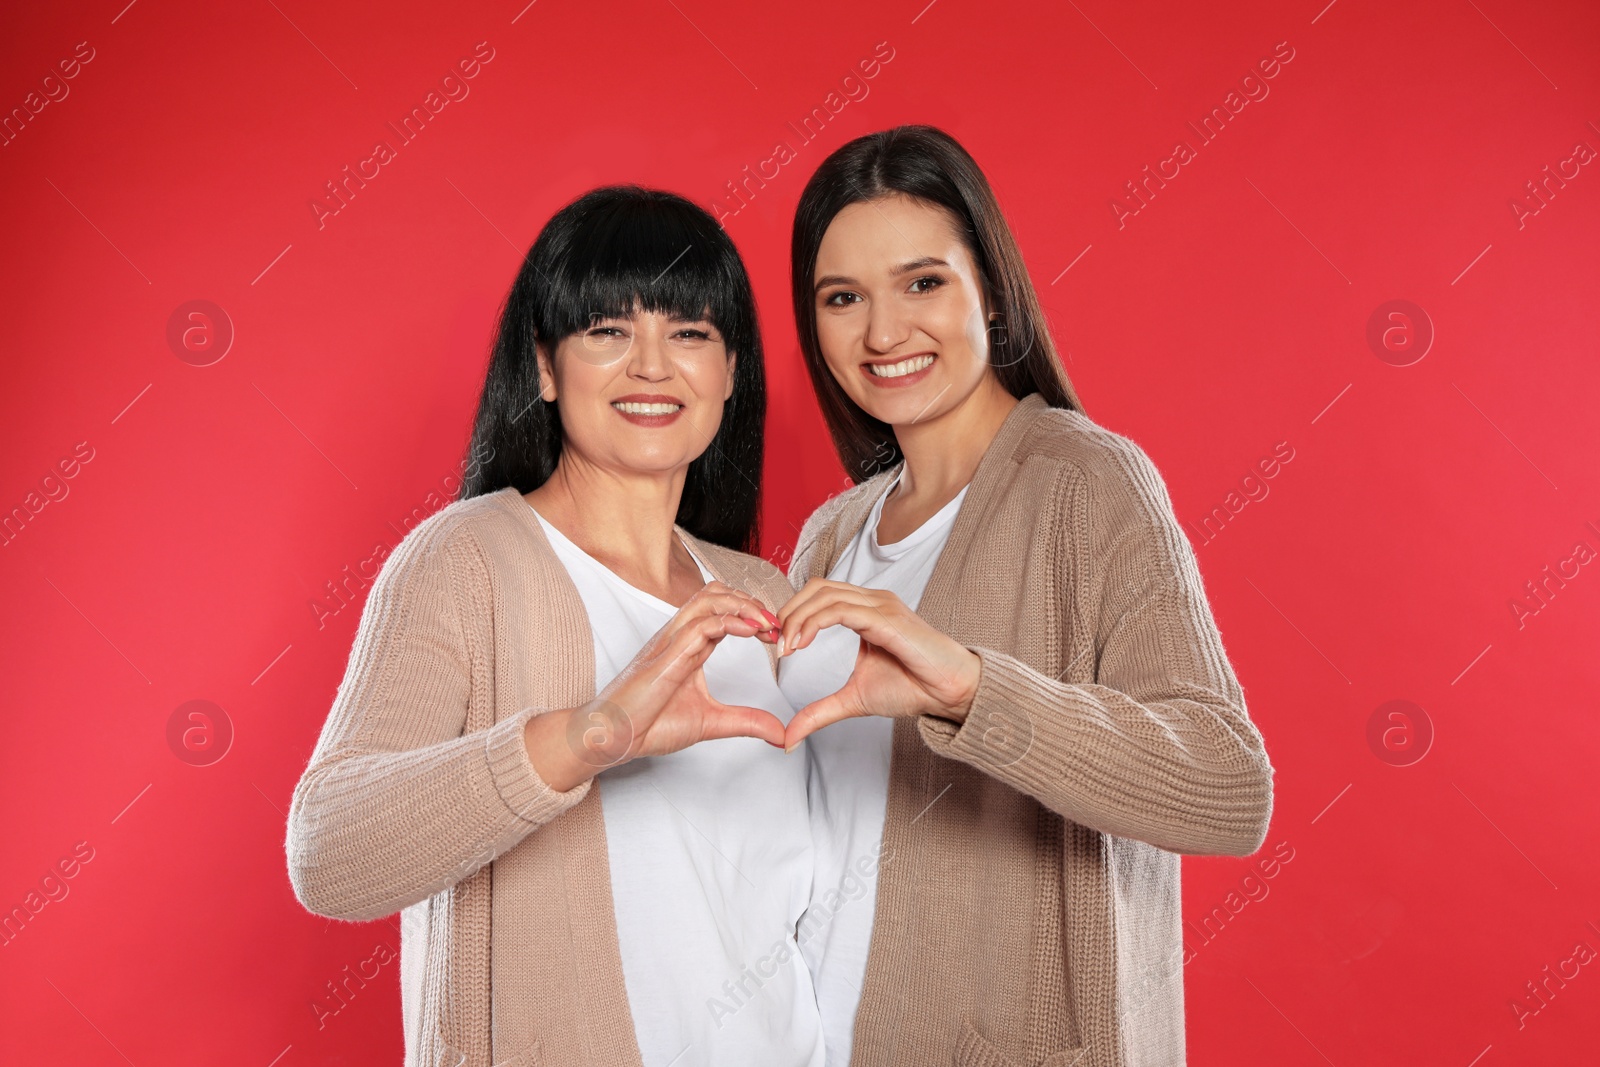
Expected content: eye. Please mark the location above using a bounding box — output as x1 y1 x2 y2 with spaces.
909 275 945 294
587 325 626 337
823 291 861 307
674 327 713 341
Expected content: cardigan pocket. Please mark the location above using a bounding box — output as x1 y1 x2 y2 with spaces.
488 1039 546 1067
952 808 1085 1067
421 1034 544 1067
953 1016 1088 1067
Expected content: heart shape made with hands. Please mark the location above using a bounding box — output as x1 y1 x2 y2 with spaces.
774 578 983 751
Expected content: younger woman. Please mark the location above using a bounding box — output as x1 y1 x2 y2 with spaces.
775 127 1276 1067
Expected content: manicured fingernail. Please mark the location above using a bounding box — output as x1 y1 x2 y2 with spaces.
760 608 779 627
784 742 797 754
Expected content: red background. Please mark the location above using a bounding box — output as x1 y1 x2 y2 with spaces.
2 0 1597 1064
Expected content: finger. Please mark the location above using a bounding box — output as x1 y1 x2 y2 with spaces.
682 611 763 655
782 691 860 750
780 588 885 656
775 577 855 627
748 601 783 636
729 593 783 640
699 587 781 640
786 600 968 702
691 579 763 608
791 597 875 654
698 586 780 630
683 590 773 626
656 613 763 685
670 589 780 636
700 702 787 748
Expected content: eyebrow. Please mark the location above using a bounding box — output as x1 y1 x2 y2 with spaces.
814 256 951 293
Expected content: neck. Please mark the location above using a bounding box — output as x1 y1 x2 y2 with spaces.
892 375 1019 502
526 453 689 589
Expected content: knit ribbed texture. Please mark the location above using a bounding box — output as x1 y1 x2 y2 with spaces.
285 487 796 1067
284 395 1273 1067
788 394 1274 1067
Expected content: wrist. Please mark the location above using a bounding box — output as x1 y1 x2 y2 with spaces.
523 707 600 793
933 648 982 724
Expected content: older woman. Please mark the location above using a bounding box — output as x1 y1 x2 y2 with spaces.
287 186 822 1067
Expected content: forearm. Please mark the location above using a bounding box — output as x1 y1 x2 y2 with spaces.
917 646 1273 856
287 706 591 920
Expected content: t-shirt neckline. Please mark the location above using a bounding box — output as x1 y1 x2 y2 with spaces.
867 474 970 560
528 504 711 614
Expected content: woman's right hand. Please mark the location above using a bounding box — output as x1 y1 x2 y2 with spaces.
524 581 784 791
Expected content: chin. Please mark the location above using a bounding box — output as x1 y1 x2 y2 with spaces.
849 380 947 428
621 450 698 476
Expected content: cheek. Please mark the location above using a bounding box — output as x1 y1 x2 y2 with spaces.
554 346 616 393
551 360 616 442
959 304 990 366
815 318 859 381
681 353 733 405
557 396 606 453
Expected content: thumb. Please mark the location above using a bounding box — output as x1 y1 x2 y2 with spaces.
782 691 859 751
700 701 787 748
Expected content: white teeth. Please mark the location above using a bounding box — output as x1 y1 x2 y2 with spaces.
867 355 935 378
611 403 681 415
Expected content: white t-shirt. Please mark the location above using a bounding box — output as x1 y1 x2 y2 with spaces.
775 476 969 1067
532 508 824 1067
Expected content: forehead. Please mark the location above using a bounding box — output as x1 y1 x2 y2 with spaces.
815 195 972 274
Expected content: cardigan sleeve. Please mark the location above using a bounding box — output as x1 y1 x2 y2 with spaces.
915 440 1275 857
285 522 592 921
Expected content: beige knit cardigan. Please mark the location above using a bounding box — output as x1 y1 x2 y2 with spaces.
285 392 1274 1067
784 394 1274 1067
285 485 794 1067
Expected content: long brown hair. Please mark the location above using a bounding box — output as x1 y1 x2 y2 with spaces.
790 125 1086 482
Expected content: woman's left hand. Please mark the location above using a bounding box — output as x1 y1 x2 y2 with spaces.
777 578 981 750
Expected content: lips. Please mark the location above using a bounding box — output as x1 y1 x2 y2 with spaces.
866 354 935 378
610 394 685 424
612 401 683 415
860 353 937 388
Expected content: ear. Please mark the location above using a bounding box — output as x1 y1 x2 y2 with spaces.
723 350 737 402
984 287 1001 326
535 339 558 402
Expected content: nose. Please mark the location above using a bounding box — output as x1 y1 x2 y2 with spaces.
863 300 910 355
627 327 675 382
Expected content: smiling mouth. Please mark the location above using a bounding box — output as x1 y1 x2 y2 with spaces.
866 354 936 378
611 401 684 415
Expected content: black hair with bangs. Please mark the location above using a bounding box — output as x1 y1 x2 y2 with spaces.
459 185 766 552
